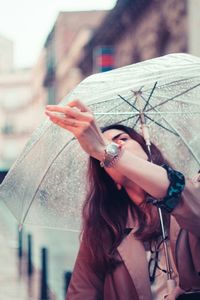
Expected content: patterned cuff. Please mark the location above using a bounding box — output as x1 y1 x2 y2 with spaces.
148 164 185 213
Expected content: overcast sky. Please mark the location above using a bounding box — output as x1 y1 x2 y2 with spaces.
0 0 116 68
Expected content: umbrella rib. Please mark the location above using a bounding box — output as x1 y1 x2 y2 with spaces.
132 81 157 128
150 99 200 108
146 82 200 112
164 122 200 166
95 100 139 125
118 94 139 111
94 111 200 115
117 114 138 125
141 81 158 112
132 82 154 128
115 114 172 133
141 95 179 136
117 94 142 127
133 116 140 128
118 95 143 129
141 96 200 165
88 92 134 107
92 94 136 122
142 77 200 94
144 114 179 136
98 98 134 118
20 137 76 226
161 98 200 107
119 94 178 135
118 88 143 128
141 92 200 107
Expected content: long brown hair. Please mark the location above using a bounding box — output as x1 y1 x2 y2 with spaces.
82 124 170 274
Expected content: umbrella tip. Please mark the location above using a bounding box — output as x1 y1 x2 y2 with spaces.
18 223 23 232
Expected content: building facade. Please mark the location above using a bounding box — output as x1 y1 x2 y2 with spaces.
43 10 107 104
0 10 107 173
0 34 14 73
0 69 33 170
0 50 47 173
188 0 200 56
79 0 188 76
2 0 199 173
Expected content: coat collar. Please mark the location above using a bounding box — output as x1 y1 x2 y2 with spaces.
117 228 152 300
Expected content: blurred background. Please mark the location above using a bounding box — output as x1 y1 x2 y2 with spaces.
0 0 199 299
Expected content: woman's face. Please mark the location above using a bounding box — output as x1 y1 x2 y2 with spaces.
102 129 148 186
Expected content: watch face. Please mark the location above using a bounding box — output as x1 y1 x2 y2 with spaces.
106 143 119 156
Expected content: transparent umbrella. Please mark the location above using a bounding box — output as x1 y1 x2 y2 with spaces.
0 53 199 233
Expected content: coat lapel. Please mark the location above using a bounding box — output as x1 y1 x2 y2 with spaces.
117 229 152 300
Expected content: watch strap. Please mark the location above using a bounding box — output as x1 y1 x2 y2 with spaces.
100 143 122 168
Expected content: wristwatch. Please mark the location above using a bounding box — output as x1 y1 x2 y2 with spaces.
100 142 121 168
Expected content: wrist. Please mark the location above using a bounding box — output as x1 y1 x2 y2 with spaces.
100 142 122 168
92 145 106 161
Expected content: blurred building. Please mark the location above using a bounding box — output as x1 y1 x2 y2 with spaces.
188 0 200 56
0 34 14 73
31 49 47 116
0 69 32 170
38 0 200 104
0 10 107 172
0 49 46 173
79 0 188 76
43 10 107 104
2 0 198 172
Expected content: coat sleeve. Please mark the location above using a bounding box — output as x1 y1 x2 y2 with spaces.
172 179 200 237
170 180 200 289
66 238 104 300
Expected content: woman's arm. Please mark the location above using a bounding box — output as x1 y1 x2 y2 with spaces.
45 100 170 199
108 149 170 199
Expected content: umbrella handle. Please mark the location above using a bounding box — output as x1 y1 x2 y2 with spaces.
158 207 173 278
141 124 151 146
167 279 176 294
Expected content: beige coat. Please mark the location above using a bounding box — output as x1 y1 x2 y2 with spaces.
66 180 200 300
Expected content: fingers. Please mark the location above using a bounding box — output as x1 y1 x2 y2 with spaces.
46 99 90 114
46 111 89 138
46 99 102 142
46 107 93 123
64 106 94 122
49 119 75 132
45 111 85 128
46 105 70 114
67 99 90 113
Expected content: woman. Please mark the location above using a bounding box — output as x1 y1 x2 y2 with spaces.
45 100 200 300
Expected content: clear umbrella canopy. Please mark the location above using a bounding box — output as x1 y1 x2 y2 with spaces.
0 53 199 231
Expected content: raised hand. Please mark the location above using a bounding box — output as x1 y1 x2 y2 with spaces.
45 100 106 161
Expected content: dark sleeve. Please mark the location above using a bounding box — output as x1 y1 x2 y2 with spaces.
66 237 104 300
149 164 185 213
153 165 200 236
